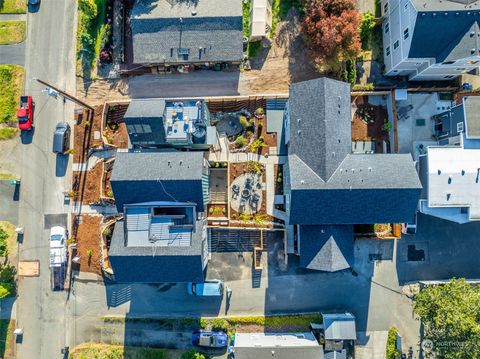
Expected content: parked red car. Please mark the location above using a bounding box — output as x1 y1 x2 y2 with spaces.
17 96 34 131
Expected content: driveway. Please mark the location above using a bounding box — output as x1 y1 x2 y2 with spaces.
0 42 25 65
397 213 480 283
0 180 19 224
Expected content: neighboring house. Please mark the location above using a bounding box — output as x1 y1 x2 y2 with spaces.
322 313 356 357
250 0 273 41
418 97 480 223
434 95 480 145
109 150 210 282
283 78 422 271
381 0 480 81
233 332 325 359
109 201 208 283
110 151 209 212
123 99 217 149
129 0 243 68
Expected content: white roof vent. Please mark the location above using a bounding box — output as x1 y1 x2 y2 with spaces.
191 10 197 16
300 180 305 184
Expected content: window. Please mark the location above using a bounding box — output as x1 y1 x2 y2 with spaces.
386 46 390 56
393 40 399 50
442 61 455 65
455 68 466 71
403 28 409 40
384 2 388 14
443 75 455 79
385 22 389 33
457 122 464 132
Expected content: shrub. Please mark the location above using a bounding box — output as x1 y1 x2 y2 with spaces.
386 327 400 359
65 148 76 155
342 59 356 85
66 238 77 247
0 265 15 284
103 226 112 237
255 107 264 116
87 249 93 258
239 115 249 128
235 136 246 148
0 229 7 257
209 207 214 215
181 349 206 359
360 11 376 50
106 190 114 197
383 121 392 132
83 120 91 127
257 121 263 135
0 283 14 300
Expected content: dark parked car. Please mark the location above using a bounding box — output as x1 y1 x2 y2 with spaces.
28 0 41 5
52 122 71 154
192 331 228 348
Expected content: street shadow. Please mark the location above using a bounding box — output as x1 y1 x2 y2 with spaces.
20 128 34 144
55 154 69 178
396 213 480 285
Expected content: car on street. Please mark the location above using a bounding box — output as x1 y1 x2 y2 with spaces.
17 96 34 131
192 331 228 348
187 279 224 296
52 122 71 154
28 0 41 5
49 226 67 291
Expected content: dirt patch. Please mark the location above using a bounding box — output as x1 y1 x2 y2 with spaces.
243 8 319 94
73 215 102 275
73 106 104 163
72 162 103 204
103 104 129 148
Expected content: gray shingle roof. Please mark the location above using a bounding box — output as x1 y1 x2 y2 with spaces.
111 151 207 211
322 313 357 340
288 78 352 182
299 225 353 272
131 0 243 64
286 78 422 225
108 218 205 283
409 12 480 62
411 0 480 12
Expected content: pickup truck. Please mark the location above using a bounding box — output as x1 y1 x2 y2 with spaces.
49 226 67 291
17 96 34 131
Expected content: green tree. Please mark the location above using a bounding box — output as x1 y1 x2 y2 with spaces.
0 283 14 299
413 278 480 358
0 227 8 257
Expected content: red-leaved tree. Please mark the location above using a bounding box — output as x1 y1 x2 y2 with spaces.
302 0 361 68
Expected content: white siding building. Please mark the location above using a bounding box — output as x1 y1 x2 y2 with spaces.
382 0 480 81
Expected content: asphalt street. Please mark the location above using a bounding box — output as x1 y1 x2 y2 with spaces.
15 1 76 358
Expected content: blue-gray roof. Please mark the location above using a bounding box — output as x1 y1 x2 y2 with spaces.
299 225 353 272
288 153 422 224
111 151 207 212
409 12 480 62
131 0 243 64
109 218 205 283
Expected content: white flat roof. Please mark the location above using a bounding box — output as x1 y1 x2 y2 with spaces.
427 146 480 220
235 332 320 348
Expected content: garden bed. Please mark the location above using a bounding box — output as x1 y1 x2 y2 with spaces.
72 215 102 275
351 98 390 153
72 163 103 204
103 103 129 148
274 164 284 195
207 203 228 218
73 106 104 163
102 160 114 199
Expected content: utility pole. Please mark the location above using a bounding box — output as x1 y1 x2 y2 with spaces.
33 78 94 111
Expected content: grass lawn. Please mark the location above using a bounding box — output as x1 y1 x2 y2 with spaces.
0 221 18 261
0 0 26 14
104 313 323 335
0 128 18 140
271 0 302 37
0 173 17 180
0 65 24 124
70 343 186 359
0 320 14 358
0 21 26 45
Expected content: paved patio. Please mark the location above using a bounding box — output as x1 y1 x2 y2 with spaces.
230 173 264 215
